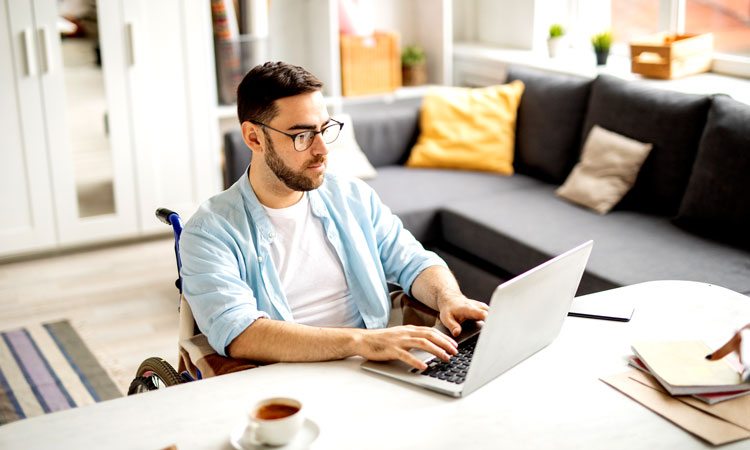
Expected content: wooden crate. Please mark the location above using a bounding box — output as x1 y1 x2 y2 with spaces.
630 33 713 79
340 31 402 97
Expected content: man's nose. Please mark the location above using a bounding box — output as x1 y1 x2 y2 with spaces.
309 133 329 156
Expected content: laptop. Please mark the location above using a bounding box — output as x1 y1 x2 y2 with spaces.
361 240 593 397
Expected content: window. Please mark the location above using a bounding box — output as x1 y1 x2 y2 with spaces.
685 0 750 57
608 0 750 76
611 0 661 47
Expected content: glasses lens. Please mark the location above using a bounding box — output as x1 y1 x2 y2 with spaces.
321 123 342 144
294 132 315 151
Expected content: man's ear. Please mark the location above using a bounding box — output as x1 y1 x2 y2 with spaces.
241 121 264 153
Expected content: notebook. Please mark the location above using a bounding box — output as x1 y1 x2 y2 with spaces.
361 241 593 397
628 357 750 404
631 341 750 396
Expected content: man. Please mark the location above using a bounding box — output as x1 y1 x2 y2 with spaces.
180 62 488 371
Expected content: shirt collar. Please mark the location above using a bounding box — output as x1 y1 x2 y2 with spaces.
239 165 329 231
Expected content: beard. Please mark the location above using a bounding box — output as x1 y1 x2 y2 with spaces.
264 131 326 192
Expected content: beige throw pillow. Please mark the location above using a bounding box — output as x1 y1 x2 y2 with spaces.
556 125 653 214
325 114 377 179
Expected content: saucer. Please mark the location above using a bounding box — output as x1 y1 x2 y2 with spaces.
230 418 320 450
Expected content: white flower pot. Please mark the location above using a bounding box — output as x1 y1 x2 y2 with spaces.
547 36 565 58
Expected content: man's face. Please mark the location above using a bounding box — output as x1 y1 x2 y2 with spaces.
261 91 330 192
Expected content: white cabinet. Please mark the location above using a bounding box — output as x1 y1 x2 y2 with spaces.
0 0 220 258
0 0 57 255
124 0 219 233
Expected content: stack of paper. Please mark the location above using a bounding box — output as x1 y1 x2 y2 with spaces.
601 340 750 445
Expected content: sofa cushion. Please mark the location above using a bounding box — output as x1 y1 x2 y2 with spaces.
676 95 750 250
326 113 377 179
365 166 543 242
556 125 653 214
582 75 711 216
345 99 422 167
507 66 593 184
441 186 750 295
405 81 525 174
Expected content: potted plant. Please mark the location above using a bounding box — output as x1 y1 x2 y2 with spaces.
401 44 427 86
591 30 613 65
547 24 565 58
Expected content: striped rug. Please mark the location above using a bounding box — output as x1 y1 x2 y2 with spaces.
0 320 122 425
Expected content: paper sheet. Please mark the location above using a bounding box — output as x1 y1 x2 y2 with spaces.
627 370 750 431
601 370 750 446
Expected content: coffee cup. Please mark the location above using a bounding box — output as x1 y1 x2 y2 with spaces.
242 397 304 446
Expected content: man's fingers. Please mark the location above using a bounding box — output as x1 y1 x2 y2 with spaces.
406 337 452 361
397 349 428 371
442 314 462 337
413 327 458 353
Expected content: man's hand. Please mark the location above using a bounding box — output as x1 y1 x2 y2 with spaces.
707 323 750 362
354 326 458 371
437 294 489 337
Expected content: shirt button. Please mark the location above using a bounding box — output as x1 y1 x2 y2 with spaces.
268 232 275 238
257 256 263 263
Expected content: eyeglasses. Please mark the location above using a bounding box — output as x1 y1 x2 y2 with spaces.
250 119 344 152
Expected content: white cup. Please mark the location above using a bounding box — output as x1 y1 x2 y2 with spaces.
242 397 304 446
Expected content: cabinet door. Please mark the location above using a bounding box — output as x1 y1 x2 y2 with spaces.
33 0 139 246
0 0 57 255
124 0 220 233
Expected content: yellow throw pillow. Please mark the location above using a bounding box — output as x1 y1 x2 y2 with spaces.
405 81 525 174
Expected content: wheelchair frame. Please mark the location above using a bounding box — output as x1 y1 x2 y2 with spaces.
127 208 195 395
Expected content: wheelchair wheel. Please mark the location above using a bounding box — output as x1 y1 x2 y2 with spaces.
127 357 181 395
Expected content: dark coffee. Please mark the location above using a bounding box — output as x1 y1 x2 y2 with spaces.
256 403 300 420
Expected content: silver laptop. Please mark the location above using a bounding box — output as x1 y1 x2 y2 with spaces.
361 240 593 397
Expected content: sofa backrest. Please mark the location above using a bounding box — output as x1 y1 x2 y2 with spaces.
224 129 251 188
582 75 712 216
343 99 422 167
507 66 593 184
675 94 750 250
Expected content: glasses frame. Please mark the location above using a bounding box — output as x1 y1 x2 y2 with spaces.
250 118 344 152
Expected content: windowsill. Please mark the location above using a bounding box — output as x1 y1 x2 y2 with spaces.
454 42 750 105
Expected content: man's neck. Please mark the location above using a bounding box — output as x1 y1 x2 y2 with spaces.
248 165 304 209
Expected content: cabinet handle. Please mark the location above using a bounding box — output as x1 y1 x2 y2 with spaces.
125 22 135 66
38 27 52 74
22 28 37 76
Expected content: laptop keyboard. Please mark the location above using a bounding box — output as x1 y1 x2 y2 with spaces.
418 335 479 384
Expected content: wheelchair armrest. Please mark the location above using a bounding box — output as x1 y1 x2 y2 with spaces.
390 291 439 328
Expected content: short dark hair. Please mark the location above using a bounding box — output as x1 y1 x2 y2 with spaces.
236 61 323 125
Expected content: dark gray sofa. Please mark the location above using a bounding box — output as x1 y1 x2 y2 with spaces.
224 65 750 302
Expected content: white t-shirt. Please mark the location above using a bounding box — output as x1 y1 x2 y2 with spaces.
261 193 363 328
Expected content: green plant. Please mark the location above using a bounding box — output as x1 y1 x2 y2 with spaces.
401 45 426 67
591 30 613 51
549 24 564 38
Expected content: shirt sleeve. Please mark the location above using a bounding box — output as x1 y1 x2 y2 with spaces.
179 222 269 357
365 186 448 296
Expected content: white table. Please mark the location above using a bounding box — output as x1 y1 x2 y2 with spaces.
1 281 749 450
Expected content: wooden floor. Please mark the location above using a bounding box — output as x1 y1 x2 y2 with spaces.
0 238 180 394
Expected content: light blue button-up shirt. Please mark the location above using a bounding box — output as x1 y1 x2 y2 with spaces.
179 170 447 356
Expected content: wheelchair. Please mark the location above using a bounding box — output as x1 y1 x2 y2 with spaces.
128 208 194 394
128 208 441 395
